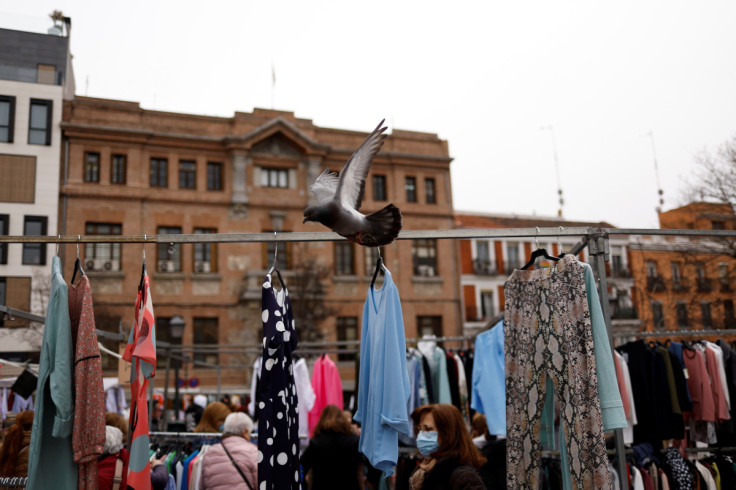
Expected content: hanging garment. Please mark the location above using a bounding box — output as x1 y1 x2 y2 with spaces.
10 394 34 412
668 342 694 407
615 350 638 445
247 356 261 418
293 357 315 441
308 354 343 436
504 255 611 489
683 347 716 422
453 352 470 425
257 272 300 490
0 387 7 420
470 319 505 435
69 274 106 489
26 256 77 490
705 342 731 412
122 268 157 490
417 339 452 404
701 344 730 422
105 386 128 414
354 268 411 475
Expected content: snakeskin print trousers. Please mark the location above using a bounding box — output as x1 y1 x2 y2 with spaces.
504 255 611 489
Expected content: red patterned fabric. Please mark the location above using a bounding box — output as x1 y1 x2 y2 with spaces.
69 275 106 489
123 269 157 490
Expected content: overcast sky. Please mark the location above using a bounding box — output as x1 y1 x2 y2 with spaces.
3 1 736 228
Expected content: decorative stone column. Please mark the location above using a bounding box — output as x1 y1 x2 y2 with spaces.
230 153 250 220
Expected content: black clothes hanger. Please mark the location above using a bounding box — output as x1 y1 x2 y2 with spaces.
71 236 85 284
371 247 385 288
521 228 560 270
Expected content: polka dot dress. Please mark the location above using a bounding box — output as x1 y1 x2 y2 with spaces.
258 273 301 489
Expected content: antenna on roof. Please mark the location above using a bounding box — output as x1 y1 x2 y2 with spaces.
644 131 665 213
541 125 565 218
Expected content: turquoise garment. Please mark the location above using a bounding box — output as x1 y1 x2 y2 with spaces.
542 261 627 489
27 257 77 490
471 319 505 435
354 269 411 475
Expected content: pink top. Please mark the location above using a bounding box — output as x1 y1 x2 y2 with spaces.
704 346 730 421
682 348 716 422
308 355 343 436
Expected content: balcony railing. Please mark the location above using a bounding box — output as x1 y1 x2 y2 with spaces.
725 318 736 329
472 259 498 276
646 275 666 292
720 281 732 292
696 278 713 293
610 268 632 278
672 279 690 293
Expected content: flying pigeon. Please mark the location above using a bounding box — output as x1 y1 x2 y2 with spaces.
303 119 402 247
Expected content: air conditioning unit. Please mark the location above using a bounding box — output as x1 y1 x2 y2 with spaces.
94 258 106 270
103 259 119 271
85 260 95 270
158 260 168 272
166 260 176 272
195 261 211 273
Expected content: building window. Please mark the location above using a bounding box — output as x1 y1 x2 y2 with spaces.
676 302 689 328
695 262 712 292
364 246 385 277
36 64 56 84
84 152 100 183
412 239 437 277
207 162 223 190
336 317 358 361
701 302 713 329
0 215 7 264
111 154 127 184
719 262 730 290
651 301 664 329
646 260 658 278
28 99 52 145
0 95 15 142
372 175 386 201
335 242 355 276
150 158 168 187
481 290 495 320
261 168 288 188
425 178 436 204
179 160 196 189
194 228 217 273
474 241 494 274
157 226 182 272
193 318 218 364
0 278 5 327
418 315 443 337
84 223 122 271
506 243 521 271
22 216 47 265
405 177 417 203
712 220 725 230
671 262 681 286
724 300 735 329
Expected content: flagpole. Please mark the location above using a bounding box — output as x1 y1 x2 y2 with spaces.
271 61 276 109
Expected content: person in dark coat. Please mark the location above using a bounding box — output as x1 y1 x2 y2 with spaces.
300 404 364 490
408 404 486 490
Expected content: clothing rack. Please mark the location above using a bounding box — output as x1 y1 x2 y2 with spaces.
6 227 736 490
0 477 26 488
612 329 736 338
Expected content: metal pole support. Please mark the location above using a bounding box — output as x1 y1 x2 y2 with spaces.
589 233 627 490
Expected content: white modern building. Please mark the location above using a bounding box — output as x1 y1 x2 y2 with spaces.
0 18 74 356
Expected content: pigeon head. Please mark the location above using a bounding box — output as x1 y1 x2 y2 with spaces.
303 205 330 225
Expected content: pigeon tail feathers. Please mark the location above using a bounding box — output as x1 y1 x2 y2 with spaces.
352 204 402 246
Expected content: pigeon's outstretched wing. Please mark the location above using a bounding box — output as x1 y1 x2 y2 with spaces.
335 119 388 211
309 168 339 204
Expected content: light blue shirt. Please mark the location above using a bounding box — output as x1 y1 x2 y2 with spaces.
471 319 505 435
27 257 77 490
354 269 411 475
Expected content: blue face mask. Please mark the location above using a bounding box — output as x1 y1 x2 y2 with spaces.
416 430 439 457
219 423 224 432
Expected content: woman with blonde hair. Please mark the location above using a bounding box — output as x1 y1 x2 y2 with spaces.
194 401 231 433
0 410 34 478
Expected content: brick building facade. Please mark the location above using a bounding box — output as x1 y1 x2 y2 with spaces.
629 202 736 332
60 97 461 391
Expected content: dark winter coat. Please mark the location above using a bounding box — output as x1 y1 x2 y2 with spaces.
411 456 486 490
300 430 362 490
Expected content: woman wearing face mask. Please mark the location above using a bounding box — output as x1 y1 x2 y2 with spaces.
409 404 486 490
